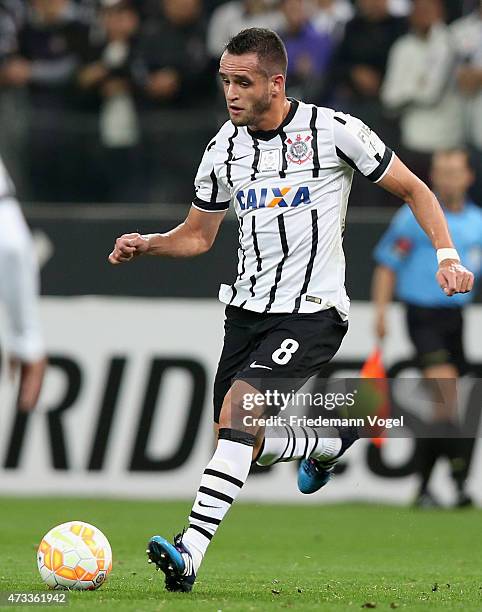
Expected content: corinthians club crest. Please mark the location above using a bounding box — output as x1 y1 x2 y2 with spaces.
287 133 313 165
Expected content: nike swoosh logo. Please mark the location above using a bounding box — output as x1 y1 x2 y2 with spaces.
231 154 250 162
198 500 220 509
250 361 273 370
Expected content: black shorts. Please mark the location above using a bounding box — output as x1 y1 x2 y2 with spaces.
406 304 467 374
213 305 348 423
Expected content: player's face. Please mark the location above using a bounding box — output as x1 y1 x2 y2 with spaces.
219 52 274 128
430 153 474 206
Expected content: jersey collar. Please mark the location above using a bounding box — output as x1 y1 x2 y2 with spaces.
247 98 299 141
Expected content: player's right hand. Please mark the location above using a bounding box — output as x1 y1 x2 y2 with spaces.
108 233 149 264
436 260 474 297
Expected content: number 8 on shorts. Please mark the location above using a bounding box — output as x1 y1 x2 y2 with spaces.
272 338 300 365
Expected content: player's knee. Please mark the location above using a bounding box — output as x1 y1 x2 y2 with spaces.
218 380 262 435
218 399 246 431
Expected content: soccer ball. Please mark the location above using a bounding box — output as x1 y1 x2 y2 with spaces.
37 521 112 590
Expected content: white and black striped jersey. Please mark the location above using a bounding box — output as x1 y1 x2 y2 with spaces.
192 99 394 318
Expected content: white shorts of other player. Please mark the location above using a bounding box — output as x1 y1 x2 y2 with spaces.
0 198 44 361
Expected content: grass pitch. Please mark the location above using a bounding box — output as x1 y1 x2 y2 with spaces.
0 498 481 611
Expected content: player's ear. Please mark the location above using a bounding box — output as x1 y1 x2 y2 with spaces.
270 73 285 96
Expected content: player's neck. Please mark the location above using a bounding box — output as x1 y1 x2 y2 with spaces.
248 98 291 133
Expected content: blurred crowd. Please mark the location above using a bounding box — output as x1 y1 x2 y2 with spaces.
0 0 480 204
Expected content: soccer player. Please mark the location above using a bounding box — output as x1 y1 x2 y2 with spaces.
0 155 46 411
108 28 474 592
372 149 482 508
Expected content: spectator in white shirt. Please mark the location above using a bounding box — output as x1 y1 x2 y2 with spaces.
381 0 464 182
451 0 482 202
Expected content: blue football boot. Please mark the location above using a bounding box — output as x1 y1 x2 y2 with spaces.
298 426 359 494
146 532 196 592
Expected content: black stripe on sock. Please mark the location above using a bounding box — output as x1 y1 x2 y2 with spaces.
190 511 221 525
310 106 320 178
286 424 297 460
225 126 238 188
199 486 234 505
204 468 244 488
251 137 260 181
218 427 256 447
301 426 309 459
279 129 288 178
334 115 346 125
273 426 292 465
264 215 288 313
293 209 318 313
189 524 213 541
309 426 319 457
252 215 262 272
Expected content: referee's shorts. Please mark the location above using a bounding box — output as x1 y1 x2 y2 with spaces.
406 304 468 374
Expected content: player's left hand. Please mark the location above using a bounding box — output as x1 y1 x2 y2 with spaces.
436 260 474 297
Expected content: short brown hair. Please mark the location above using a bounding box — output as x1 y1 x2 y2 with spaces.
225 28 288 78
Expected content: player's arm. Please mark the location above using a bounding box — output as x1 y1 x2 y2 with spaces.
108 206 226 264
371 265 396 341
109 134 231 265
333 112 474 296
377 156 474 296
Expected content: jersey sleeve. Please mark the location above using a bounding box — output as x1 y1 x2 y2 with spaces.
333 112 394 183
192 139 231 212
373 205 417 272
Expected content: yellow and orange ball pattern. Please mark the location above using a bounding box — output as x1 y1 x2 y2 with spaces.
37 521 112 590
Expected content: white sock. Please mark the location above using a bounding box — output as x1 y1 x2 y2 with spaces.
182 431 254 573
256 425 342 466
